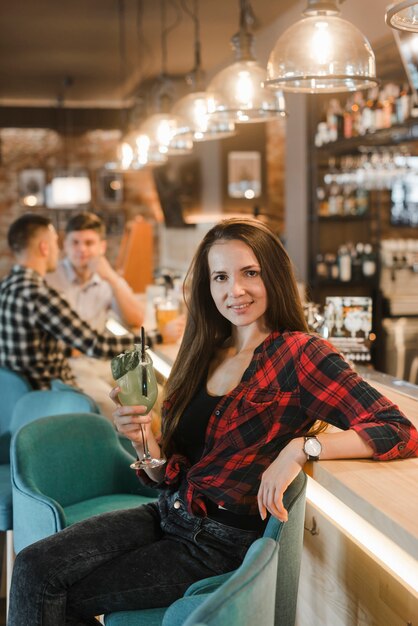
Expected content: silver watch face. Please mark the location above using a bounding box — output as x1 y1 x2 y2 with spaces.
304 437 321 457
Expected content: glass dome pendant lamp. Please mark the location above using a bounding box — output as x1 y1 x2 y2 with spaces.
207 0 287 123
138 106 194 157
171 0 236 141
386 1 418 32
116 131 168 171
265 0 378 93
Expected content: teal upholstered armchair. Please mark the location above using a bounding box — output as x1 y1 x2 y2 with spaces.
11 412 159 554
0 367 32 603
173 537 279 626
105 471 307 626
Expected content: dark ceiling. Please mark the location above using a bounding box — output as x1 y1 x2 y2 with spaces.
0 0 296 111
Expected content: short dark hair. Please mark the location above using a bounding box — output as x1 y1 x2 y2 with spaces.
65 212 106 238
7 213 52 253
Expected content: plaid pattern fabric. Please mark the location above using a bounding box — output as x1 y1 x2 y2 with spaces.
161 330 418 517
0 265 137 389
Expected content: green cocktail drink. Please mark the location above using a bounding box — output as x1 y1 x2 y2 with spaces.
111 332 165 470
113 350 158 410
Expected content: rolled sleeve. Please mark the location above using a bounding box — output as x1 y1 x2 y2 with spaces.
298 336 418 460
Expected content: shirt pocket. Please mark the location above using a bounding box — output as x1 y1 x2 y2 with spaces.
226 388 297 449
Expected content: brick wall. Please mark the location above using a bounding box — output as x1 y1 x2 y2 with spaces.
0 128 162 276
0 123 287 278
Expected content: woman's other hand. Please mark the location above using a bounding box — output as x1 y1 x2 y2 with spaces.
257 438 305 522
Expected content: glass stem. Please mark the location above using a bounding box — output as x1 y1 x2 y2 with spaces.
139 424 151 458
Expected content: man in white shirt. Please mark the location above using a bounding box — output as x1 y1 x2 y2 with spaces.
47 212 144 418
47 212 143 331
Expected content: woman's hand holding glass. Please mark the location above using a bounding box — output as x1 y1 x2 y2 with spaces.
110 332 166 471
110 389 164 469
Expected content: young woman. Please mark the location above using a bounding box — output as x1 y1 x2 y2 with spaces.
9 218 418 625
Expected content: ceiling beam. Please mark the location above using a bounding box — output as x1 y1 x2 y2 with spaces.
0 106 130 133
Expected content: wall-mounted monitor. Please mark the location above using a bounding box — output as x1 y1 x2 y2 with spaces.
153 159 200 228
46 173 91 209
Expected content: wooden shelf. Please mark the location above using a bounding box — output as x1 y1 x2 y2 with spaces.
316 118 418 155
314 214 371 223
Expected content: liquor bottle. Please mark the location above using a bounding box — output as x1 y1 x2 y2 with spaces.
338 245 352 282
343 185 356 216
316 254 328 279
343 97 354 139
396 84 411 124
325 253 339 280
317 186 329 216
328 182 343 215
351 243 364 281
352 92 365 136
362 244 376 277
362 89 376 134
355 187 369 216
326 99 342 143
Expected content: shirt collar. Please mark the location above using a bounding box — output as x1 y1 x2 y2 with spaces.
62 257 101 287
12 264 43 280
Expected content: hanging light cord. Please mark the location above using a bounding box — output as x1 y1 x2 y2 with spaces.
231 0 256 61
180 0 205 87
160 0 183 77
155 0 184 111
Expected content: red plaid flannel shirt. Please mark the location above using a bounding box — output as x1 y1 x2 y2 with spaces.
144 330 418 517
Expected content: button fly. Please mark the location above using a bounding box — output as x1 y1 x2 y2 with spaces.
173 500 181 509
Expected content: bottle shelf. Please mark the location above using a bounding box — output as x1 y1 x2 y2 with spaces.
312 278 378 288
314 215 371 223
316 117 418 155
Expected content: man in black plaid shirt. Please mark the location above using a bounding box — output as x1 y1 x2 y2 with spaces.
0 213 140 399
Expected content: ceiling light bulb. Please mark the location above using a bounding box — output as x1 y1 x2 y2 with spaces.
311 21 333 65
386 1 418 32
118 142 134 170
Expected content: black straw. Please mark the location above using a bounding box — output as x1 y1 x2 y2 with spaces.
141 326 146 360
140 326 148 397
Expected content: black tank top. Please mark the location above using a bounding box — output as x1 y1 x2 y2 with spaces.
174 385 265 532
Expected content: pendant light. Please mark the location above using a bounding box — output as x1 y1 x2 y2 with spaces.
207 0 287 123
171 0 236 141
139 108 193 155
116 132 168 170
265 0 378 93
386 1 418 32
137 0 193 157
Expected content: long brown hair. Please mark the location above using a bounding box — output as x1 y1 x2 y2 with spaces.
161 218 310 456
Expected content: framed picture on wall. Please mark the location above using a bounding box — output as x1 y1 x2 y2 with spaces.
97 169 123 207
18 169 46 207
228 151 261 200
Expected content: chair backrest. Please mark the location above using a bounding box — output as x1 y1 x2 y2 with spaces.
11 412 140 508
10 389 100 435
181 537 278 626
0 367 32 462
264 471 307 626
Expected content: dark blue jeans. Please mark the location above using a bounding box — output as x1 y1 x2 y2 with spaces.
8 490 260 626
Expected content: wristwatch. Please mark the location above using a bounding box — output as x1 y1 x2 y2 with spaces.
303 436 322 461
